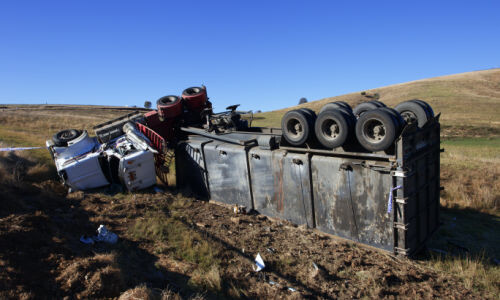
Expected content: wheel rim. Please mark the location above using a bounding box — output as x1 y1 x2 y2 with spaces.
286 119 304 140
61 131 73 139
321 119 340 141
363 119 386 143
401 111 417 124
184 87 202 95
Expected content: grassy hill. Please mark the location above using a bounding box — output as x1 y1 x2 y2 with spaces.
252 68 500 129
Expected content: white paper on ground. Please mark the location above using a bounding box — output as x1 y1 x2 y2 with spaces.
253 253 265 272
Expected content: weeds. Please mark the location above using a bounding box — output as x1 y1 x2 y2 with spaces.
129 207 220 271
429 253 500 296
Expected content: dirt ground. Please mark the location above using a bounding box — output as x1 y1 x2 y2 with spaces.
0 175 489 299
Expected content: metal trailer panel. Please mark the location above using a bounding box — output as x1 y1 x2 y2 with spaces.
393 118 441 255
311 156 394 251
203 142 253 209
175 118 440 256
175 137 211 198
249 148 314 227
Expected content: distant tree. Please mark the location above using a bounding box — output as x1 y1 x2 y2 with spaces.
255 110 262 113
299 97 308 105
144 101 152 109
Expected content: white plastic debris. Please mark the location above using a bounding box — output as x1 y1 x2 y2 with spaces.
233 205 247 214
79 235 94 244
253 253 265 272
287 287 297 292
95 225 118 244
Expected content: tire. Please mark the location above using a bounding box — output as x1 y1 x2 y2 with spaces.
298 108 317 139
156 95 182 119
353 102 379 118
378 107 405 128
320 106 356 129
319 102 352 114
182 86 205 97
409 99 434 118
281 110 312 146
355 109 397 152
299 108 317 120
315 110 350 149
52 129 82 147
369 100 386 107
157 95 180 106
394 100 429 128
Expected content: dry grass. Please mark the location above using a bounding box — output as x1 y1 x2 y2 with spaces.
429 253 500 295
57 253 126 298
118 284 188 300
129 209 220 272
253 68 500 129
1 70 499 297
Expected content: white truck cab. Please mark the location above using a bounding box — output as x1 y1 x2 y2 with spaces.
46 123 157 192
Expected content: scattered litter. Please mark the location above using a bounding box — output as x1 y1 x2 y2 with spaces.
79 235 94 244
266 247 276 253
253 253 265 272
287 287 297 292
79 225 118 244
153 186 164 193
195 222 208 228
312 262 319 270
268 280 279 286
233 205 247 214
242 248 245 253
95 225 118 244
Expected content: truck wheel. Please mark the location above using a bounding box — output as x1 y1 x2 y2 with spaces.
378 107 406 128
315 109 350 149
353 102 379 118
394 100 429 128
409 99 434 118
369 100 386 107
52 129 82 147
319 102 353 114
355 109 397 152
156 95 182 119
281 110 312 146
299 108 317 120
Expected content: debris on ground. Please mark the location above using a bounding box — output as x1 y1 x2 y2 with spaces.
254 253 265 272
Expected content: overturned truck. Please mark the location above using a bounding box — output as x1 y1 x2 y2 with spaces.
50 86 441 256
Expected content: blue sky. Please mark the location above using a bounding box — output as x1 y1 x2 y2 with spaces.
0 0 498 112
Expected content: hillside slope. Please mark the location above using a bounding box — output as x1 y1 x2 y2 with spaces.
253 68 500 128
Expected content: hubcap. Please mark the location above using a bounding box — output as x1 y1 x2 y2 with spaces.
363 119 386 143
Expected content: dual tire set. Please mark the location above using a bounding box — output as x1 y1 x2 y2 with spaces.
156 86 209 120
281 99 434 152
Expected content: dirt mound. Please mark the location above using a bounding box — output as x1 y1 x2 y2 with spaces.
119 284 183 300
57 253 125 298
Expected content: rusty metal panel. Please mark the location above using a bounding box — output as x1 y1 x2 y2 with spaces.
175 136 211 198
249 149 314 226
311 156 394 251
394 119 441 255
204 142 253 208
